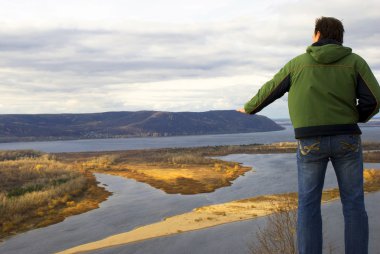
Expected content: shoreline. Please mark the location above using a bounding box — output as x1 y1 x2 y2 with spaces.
56 194 298 254
56 168 380 254
0 163 112 241
2 143 379 246
0 173 112 243
0 129 285 144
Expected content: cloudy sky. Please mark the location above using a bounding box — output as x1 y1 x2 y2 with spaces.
0 0 379 118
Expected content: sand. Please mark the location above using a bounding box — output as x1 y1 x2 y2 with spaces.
55 193 300 254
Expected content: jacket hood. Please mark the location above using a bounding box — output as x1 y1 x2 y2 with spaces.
306 44 352 64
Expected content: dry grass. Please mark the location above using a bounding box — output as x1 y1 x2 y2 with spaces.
247 197 336 254
363 151 380 163
52 142 380 195
0 151 111 240
55 149 252 195
2 142 379 240
95 162 249 194
363 169 380 192
248 197 298 254
0 157 79 193
0 150 43 161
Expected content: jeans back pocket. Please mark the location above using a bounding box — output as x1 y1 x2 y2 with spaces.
338 134 360 153
298 136 321 156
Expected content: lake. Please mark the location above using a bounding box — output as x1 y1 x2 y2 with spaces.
0 126 380 153
0 153 379 254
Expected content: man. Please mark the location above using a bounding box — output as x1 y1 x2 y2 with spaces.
237 17 380 254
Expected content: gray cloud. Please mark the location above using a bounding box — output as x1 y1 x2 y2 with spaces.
0 0 379 118
0 29 112 51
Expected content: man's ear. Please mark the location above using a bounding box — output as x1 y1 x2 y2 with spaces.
313 31 321 42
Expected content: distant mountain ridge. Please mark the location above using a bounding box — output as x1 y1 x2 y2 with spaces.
0 110 284 142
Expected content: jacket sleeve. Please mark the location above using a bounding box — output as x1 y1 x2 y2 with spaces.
244 62 291 115
356 59 380 122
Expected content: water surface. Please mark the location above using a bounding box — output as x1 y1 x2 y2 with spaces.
1 153 378 254
0 126 379 153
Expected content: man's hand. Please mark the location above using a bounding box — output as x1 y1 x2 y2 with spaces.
236 108 247 114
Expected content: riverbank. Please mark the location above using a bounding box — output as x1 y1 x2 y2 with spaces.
0 151 111 240
55 147 255 195
2 142 380 242
55 141 380 195
56 168 380 254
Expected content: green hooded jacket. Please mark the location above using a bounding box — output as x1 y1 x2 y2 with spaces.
244 40 380 139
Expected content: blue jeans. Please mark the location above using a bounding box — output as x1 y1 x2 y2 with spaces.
297 134 368 254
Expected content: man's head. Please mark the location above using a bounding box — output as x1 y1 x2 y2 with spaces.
313 17 344 44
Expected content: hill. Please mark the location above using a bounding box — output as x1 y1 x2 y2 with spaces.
0 110 284 142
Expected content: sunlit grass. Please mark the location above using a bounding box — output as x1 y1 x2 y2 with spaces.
2 142 379 240
0 151 110 240
60 151 251 195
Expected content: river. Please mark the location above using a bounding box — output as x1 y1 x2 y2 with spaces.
0 153 379 254
0 126 380 153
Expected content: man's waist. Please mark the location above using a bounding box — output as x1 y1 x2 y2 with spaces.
294 123 361 139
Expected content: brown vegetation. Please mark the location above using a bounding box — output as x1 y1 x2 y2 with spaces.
0 151 111 240
2 141 380 241
0 150 43 161
363 151 380 163
248 197 298 254
55 149 253 195
248 197 335 254
53 141 380 195
52 142 380 194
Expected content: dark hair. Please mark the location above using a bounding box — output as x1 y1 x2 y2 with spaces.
314 17 344 43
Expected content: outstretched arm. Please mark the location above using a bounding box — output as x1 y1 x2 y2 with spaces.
238 62 292 115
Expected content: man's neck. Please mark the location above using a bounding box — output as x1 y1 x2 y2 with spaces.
312 38 342 46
